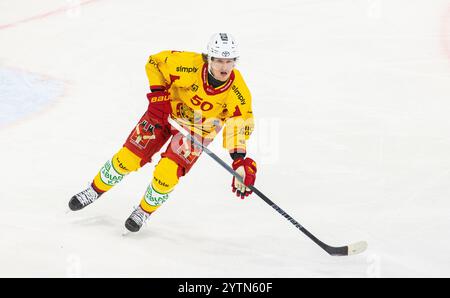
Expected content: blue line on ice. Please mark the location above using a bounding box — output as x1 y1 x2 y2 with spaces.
0 67 64 127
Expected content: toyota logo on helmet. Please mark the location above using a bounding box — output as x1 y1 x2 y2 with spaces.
222 51 230 57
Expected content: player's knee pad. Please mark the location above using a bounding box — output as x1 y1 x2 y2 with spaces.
113 146 142 174
93 147 142 192
140 158 179 213
151 157 179 194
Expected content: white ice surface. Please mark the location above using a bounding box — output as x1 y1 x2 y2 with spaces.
0 0 450 277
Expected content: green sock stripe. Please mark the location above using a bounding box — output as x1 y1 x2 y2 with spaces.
151 184 170 195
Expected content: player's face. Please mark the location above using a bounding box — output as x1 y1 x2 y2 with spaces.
210 58 236 81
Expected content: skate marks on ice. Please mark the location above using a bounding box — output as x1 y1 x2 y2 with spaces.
69 215 118 228
67 213 168 240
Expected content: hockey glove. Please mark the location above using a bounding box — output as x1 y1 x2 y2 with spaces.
231 157 257 199
146 90 172 124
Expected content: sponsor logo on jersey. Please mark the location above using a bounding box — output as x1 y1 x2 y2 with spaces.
240 125 252 136
148 57 157 66
191 84 199 92
176 66 198 73
232 85 246 105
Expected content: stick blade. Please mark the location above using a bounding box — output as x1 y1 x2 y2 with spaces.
325 241 368 256
347 241 368 256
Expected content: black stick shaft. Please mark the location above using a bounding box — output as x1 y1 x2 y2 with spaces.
172 121 336 255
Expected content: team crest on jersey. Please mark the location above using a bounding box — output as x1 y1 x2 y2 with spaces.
176 103 204 124
130 120 155 149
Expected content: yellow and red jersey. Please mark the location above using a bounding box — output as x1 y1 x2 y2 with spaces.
145 50 254 153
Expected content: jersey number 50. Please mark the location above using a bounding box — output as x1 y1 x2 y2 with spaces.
190 95 213 111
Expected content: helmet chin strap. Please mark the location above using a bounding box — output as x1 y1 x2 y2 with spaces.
207 64 215 79
207 57 216 79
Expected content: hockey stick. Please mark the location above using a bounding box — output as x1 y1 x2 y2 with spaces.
168 117 367 256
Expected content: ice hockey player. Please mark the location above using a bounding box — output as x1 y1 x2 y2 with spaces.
69 33 257 233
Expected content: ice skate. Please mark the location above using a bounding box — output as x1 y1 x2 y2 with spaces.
124 206 152 232
69 185 101 211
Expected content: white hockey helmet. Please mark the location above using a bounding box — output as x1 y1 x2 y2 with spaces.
207 33 239 59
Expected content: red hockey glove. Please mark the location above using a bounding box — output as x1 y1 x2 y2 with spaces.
146 90 172 124
231 157 257 199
